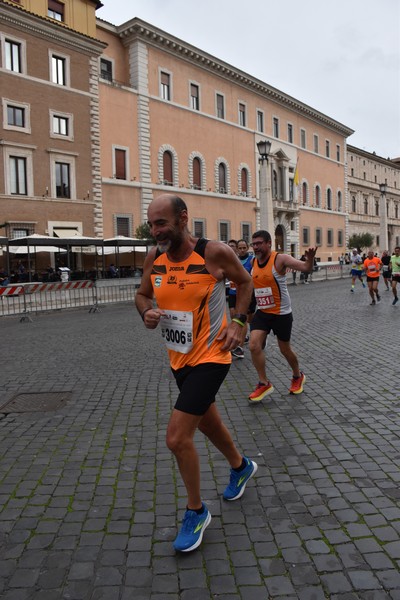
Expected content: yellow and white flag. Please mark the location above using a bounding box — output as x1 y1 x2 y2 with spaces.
294 159 299 186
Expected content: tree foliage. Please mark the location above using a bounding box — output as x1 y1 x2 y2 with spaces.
135 223 154 241
348 232 374 252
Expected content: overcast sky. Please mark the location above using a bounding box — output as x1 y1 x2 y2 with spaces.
97 0 400 160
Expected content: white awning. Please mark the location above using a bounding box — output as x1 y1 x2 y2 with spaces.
53 228 81 238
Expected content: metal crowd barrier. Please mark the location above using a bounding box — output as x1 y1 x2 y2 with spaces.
0 279 139 320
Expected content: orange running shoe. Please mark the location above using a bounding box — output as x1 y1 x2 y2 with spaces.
248 381 274 403
289 372 306 394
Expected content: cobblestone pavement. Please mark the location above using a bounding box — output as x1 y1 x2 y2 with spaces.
0 277 399 600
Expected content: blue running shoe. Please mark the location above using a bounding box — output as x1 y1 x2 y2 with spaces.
223 457 258 501
173 503 211 552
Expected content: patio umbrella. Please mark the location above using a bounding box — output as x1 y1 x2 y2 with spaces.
7 245 66 254
103 236 150 271
4 234 66 281
7 234 66 254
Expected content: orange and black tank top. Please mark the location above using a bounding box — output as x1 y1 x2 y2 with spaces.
252 251 292 315
150 238 231 370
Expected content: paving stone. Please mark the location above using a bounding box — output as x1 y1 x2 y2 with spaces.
320 573 353 593
347 570 383 590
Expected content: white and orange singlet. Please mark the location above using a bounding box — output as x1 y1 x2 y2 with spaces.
150 239 231 370
252 251 292 315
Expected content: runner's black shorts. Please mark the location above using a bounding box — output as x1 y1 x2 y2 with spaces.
367 276 380 282
227 294 237 309
250 311 293 342
172 362 230 416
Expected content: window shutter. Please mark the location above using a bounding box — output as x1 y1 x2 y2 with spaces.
115 149 126 180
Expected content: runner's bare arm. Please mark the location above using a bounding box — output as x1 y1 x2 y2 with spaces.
135 248 164 329
276 247 317 274
206 241 253 350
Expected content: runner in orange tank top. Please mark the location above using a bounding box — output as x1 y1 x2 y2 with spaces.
248 230 316 402
363 250 383 305
136 193 256 553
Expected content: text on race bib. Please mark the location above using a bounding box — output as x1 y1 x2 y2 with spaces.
255 287 275 308
160 310 193 354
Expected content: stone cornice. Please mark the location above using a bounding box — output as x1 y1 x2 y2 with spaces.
100 17 354 138
347 144 400 169
0 0 106 55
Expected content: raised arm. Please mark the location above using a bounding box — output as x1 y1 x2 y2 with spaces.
276 247 317 275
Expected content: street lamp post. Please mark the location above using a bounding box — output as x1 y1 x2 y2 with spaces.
379 182 388 251
257 139 273 232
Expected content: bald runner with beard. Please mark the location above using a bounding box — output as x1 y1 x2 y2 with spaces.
135 193 257 553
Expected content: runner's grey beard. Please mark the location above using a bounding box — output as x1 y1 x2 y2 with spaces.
156 240 172 253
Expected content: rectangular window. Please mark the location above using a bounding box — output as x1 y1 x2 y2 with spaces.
190 83 199 110
100 58 113 82
302 227 309 245
12 228 30 239
300 129 306 149
115 148 127 180
5 39 21 72
273 117 279 138
7 105 25 128
338 230 343 246
3 99 31 133
313 134 319 153
193 219 205 238
241 223 251 243
160 71 170 100
257 110 264 132
55 162 70 198
216 94 224 119
52 55 66 85
10 156 27 195
315 228 322 246
336 144 340 162
287 123 293 143
116 216 131 237
219 221 230 242
48 0 64 21
239 103 246 127
327 229 333 246
325 139 330 158
53 115 68 136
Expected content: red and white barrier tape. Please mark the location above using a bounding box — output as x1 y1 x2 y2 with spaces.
0 280 94 296
0 285 24 296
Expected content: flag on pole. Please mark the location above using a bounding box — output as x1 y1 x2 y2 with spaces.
294 158 299 186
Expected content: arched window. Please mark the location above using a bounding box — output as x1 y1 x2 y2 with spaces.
351 196 356 212
163 151 173 185
337 191 342 211
241 168 248 196
302 182 307 206
218 163 226 193
315 185 321 208
193 157 201 189
327 188 332 210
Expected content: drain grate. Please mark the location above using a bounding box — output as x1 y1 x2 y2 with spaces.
0 391 71 413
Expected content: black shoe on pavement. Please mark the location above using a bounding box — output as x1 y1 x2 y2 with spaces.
231 347 244 359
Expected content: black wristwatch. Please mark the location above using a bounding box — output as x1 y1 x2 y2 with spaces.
232 313 247 325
